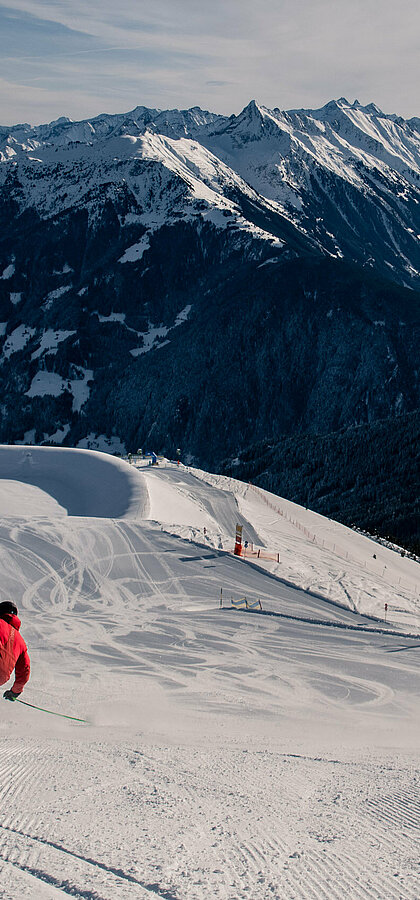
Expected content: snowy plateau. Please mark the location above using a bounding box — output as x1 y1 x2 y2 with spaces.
0 445 420 900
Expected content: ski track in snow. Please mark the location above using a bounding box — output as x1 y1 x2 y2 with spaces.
0 448 419 899
0 742 419 899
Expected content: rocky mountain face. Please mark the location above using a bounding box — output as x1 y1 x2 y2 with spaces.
0 98 419 473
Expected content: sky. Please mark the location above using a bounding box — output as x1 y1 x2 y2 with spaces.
0 0 419 126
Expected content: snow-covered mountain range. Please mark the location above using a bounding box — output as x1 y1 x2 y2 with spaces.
0 99 419 540
2 97 420 284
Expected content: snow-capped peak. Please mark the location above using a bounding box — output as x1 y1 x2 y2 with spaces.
1 97 419 287
48 115 73 127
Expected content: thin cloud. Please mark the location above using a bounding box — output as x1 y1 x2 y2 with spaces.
0 0 418 124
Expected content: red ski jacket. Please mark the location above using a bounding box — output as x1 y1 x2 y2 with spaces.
0 613 30 694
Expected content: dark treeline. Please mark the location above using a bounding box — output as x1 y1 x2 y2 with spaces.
222 411 420 555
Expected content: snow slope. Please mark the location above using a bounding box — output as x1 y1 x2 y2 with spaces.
183 467 420 629
0 445 148 518
0 448 419 899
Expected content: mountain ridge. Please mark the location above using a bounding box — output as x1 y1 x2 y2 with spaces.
0 98 419 550
2 97 419 287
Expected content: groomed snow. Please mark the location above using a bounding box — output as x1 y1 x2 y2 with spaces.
0 446 148 518
0 448 419 900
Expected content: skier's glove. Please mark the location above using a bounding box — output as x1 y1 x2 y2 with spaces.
3 690 19 701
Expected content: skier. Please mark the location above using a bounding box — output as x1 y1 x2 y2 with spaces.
0 602 30 702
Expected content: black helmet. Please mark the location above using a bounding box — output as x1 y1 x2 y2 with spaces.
0 601 18 617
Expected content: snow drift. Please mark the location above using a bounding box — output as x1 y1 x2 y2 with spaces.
0 445 148 518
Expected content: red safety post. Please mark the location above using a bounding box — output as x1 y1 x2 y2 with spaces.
234 523 243 556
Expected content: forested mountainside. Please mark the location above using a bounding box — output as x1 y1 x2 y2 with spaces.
0 97 419 545
222 411 420 555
